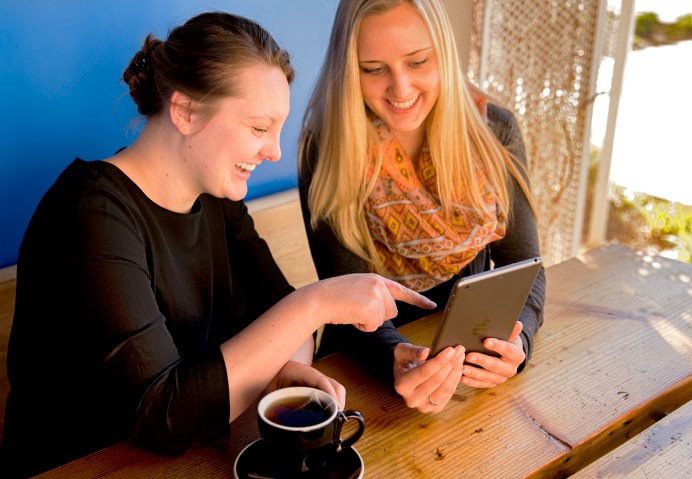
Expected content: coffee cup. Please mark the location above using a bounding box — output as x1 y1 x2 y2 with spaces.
257 387 365 473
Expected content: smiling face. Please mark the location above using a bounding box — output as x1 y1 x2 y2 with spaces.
186 64 290 201
357 2 440 147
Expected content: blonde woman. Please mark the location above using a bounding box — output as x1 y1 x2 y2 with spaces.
299 0 545 413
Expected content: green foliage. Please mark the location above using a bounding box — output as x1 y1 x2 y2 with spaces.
584 147 691 263
667 14 692 40
634 12 692 49
609 185 692 262
636 12 660 37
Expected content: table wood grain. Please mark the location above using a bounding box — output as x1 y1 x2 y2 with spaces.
37 245 692 478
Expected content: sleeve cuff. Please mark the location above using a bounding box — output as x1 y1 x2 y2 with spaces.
516 330 531 373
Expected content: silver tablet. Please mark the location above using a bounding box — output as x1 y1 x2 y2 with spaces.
429 257 542 357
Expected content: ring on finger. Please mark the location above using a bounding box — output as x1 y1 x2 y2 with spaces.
427 394 439 406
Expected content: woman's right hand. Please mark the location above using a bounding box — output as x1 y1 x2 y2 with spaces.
299 273 436 332
393 343 465 413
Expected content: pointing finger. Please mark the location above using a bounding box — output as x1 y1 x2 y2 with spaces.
382 278 436 309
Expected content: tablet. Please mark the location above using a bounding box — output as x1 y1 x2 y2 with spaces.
429 257 542 357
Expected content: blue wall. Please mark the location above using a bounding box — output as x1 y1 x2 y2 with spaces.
0 0 337 267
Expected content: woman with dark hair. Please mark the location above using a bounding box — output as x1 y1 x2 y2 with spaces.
1 12 433 477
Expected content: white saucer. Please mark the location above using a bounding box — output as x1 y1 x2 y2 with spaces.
233 438 364 479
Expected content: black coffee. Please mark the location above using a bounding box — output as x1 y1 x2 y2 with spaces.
265 397 331 427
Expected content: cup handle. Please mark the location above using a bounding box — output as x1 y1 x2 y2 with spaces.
334 410 365 450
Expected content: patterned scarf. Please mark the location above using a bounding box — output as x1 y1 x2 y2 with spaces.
365 121 506 292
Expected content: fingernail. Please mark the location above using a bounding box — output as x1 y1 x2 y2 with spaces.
444 349 454 359
486 339 495 348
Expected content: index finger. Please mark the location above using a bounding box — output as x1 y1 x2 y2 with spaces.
383 278 436 309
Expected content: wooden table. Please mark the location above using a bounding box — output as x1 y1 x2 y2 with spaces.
572 399 691 478
38 245 692 478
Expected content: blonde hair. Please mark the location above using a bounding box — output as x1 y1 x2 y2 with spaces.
299 0 534 274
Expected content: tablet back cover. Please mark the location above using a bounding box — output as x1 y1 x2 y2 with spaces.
430 258 541 356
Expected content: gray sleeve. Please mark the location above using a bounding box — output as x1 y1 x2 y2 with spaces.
487 105 546 370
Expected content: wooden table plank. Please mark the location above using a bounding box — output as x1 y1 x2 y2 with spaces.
311 351 567 479
37 245 692 478
572 400 692 478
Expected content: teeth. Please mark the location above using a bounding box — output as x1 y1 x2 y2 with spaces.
388 96 418 110
235 162 257 172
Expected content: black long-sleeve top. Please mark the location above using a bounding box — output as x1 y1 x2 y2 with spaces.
2 159 294 477
299 104 545 383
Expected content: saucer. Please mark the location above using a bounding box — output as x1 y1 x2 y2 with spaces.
234 439 364 479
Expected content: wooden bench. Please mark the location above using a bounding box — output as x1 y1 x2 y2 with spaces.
0 187 317 442
572 400 692 478
245 188 318 289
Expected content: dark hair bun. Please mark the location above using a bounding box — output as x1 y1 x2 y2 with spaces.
123 35 163 116
122 12 293 119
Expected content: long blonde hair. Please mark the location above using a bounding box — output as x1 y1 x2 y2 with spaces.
299 0 534 274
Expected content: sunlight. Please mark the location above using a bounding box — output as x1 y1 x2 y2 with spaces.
650 314 692 356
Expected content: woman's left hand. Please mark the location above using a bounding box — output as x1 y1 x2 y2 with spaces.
269 360 346 409
461 321 526 388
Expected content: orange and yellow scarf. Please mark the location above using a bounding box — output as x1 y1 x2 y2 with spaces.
365 121 506 292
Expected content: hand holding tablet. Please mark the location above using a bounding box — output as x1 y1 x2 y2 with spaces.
392 258 542 407
430 257 541 388
430 257 542 357
461 320 526 388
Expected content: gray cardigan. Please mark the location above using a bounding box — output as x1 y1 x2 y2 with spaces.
299 104 545 383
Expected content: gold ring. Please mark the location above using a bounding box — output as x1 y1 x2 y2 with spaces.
427 394 439 406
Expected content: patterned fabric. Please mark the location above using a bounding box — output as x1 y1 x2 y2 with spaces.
365 122 506 291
